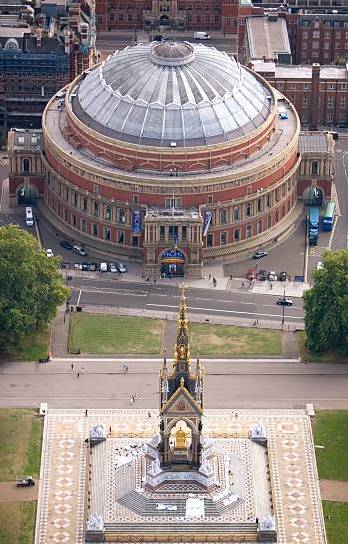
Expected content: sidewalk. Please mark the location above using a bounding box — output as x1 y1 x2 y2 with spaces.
50 305 70 357
251 280 309 298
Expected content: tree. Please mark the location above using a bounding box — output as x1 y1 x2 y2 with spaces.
0 225 69 352
303 250 348 353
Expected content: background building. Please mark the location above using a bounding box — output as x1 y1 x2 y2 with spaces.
8 42 334 276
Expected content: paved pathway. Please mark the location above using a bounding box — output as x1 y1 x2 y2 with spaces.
320 479 348 502
0 481 38 502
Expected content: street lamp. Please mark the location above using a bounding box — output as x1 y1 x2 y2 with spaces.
281 287 286 327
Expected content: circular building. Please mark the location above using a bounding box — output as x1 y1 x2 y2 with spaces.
41 42 300 277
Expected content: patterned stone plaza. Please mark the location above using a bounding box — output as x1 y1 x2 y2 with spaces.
35 408 327 544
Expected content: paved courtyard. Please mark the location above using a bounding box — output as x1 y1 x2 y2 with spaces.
35 409 327 544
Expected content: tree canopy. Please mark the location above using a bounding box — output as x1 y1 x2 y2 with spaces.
303 249 348 352
0 224 69 352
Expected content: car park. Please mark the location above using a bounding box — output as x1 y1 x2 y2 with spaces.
279 271 287 281
60 240 73 250
72 245 88 256
277 298 293 306
258 269 267 281
116 262 127 273
253 251 268 259
46 249 54 258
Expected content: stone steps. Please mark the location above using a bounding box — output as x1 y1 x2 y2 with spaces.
105 521 258 534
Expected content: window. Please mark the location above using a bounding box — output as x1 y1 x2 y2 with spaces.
257 198 263 213
325 31 330 39
341 83 347 90
4 38 19 50
268 215 272 228
118 231 125 244
104 228 111 241
312 41 320 49
182 225 187 241
118 208 126 223
234 229 240 242
92 223 98 237
327 112 333 122
23 158 30 173
83 197 88 212
133 195 139 204
72 214 77 227
105 205 112 221
207 234 213 247
313 30 320 38
257 220 263 234
303 95 308 108
220 209 227 224
132 236 139 247
74 193 78 206
341 96 346 109
328 95 334 109
246 224 252 238
311 161 319 175
245 203 253 217
81 219 87 233
220 232 227 245
93 201 99 217
233 206 240 221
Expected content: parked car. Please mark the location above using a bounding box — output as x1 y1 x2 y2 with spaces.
116 262 127 273
16 476 35 487
46 249 54 258
279 271 287 282
109 262 120 273
73 245 88 256
247 268 256 280
258 269 267 281
268 270 277 281
60 240 73 251
88 263 98 272
277 298 293 306
74 263 83 270
81 262 90 271
100 262 108 272
253 250 268 259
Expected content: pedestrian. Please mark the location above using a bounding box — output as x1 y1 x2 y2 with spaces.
230 274 233 280
153 278 156 284
148 411 152 418
270 283 273 291
213 277 217 287
85 409 88 417
130 396 135 405
109 426 112 434
122 364 128 373
241 281 244 289
81 367 85 375
209 273 212 280
71 363 74 371
77 372 80 378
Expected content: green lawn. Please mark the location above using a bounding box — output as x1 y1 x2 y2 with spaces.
323 501 348 544
0 409 43 481
298 331 348 363
68 314 165 354
314 411 348 482
0 502 36 544
189 323 282 357
4 328 50 362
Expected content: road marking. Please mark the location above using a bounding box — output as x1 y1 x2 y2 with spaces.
76 287 146 297
146 303 304 319
77 289 82 307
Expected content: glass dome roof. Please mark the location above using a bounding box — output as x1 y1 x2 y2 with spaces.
75 42 272 147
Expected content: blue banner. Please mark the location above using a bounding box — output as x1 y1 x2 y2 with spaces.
132 209 142 233
203 210 212 236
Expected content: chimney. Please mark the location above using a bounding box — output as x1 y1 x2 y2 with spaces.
310 63 320 130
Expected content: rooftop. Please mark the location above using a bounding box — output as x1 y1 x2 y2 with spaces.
299 131 331 154
74 42 272 147
246 16 291 61
274 64 348 80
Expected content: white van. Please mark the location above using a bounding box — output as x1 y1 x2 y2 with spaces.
100 262 108 273
194 31 211 40
25 206 34 227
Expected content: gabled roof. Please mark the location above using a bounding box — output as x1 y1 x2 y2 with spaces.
160 382 203 416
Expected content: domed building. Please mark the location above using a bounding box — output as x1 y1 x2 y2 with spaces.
8 42 334 277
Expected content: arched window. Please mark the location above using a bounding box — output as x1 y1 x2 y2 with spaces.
257 198 263 213
93 201 99 217
4 38 19 50
220 209 227 224
245 203 253 217
311 161 319 175
118 208 126 224
23 158 30 173
105 205 112 221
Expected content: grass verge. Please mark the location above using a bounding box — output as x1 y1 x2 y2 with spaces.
323 501 348 544
0 502 37 544
298 331 348 363
3 328 50 362
0 409 43 481
68 313 164 354
314 410 348 482
189 323 282 357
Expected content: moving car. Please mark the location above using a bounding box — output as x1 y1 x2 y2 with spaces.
277 298 293 306
72 245 88 256
16 476 35 487
279 271 287 281
46 249 54 258
25 206 34 227
116 262 127 273
60 240 73 250
194 31 211 39
253 251 268 259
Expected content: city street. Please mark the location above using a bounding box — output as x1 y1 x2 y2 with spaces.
0 359 348 409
